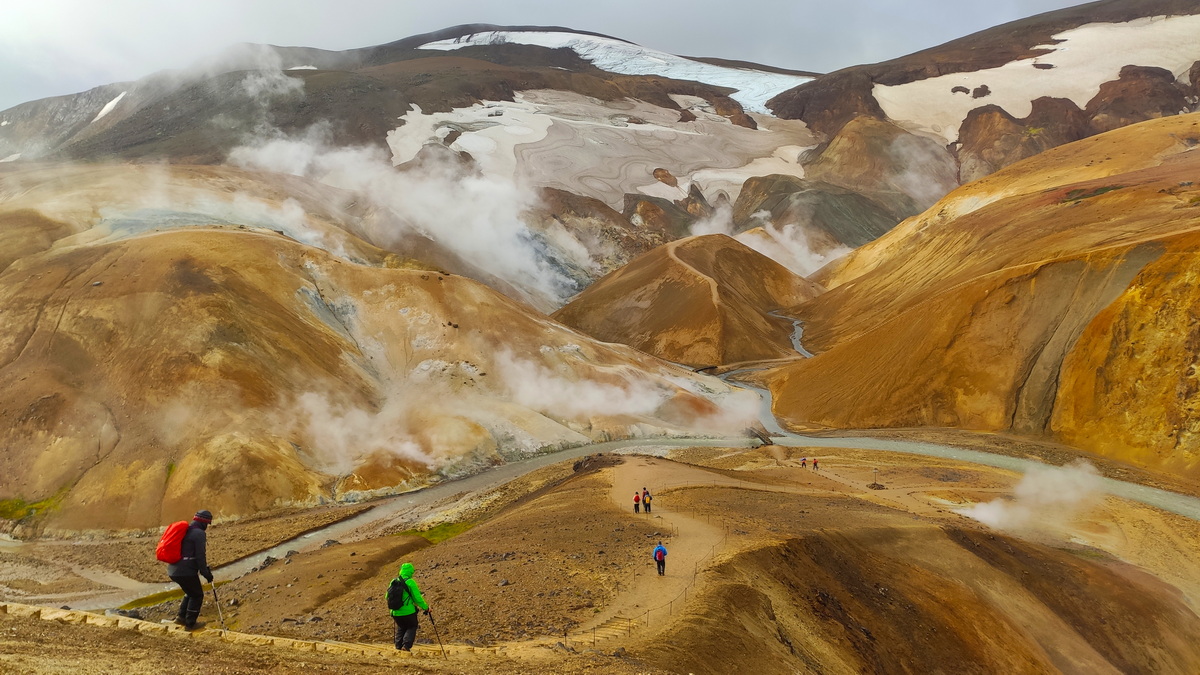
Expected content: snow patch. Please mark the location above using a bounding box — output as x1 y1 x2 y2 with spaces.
419 30 811 114
386 91 816 209
91 91 126 123
0 153 20 162
0 120 8 126
287 65 318 70
875 14 1200 143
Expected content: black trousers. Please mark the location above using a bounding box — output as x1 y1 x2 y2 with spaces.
170 574 204 626
656 559 666 575
393 612 419 650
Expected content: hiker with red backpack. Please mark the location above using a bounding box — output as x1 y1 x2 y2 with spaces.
162 510 214 630
386 562 429 651
653 541 667 576
633 492 641 513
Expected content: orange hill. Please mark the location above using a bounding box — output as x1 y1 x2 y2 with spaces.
760 112 1200 480
553 234 822 368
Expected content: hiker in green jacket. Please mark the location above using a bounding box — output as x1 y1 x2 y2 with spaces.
388 562 429 651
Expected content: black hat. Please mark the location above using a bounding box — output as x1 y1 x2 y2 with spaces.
193 510 213 523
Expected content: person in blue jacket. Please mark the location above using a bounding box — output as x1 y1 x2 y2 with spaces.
653 541 668 576
388 562 430 651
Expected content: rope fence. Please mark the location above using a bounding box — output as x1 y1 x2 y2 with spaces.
567 480 736 649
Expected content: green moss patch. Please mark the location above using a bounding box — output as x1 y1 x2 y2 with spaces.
1063 185 1125 202
0 488 68 520
399 521 474 544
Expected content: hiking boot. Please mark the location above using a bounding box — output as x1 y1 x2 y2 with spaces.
184 621 207 631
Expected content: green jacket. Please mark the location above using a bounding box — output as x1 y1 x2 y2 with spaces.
389 562 428 617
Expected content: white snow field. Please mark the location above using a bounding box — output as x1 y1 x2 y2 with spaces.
387 90 815 209
91 91 127 123
418 30 812 114
875 14 1200 144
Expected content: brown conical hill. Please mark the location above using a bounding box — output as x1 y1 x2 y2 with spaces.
552 234 822 368
0 220 755 533
760 113 1200 480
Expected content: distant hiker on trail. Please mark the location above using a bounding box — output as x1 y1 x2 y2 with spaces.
633 492 641 513
653 541 667 576
812 458 819 471
643 488 652 513
166 510 214 630
387 562 429 651
800 457 807 469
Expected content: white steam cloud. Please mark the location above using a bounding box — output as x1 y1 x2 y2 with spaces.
293 390 432 476
956 460 1104 533
228 123 579 308
493 348 668 419
687 204 848 277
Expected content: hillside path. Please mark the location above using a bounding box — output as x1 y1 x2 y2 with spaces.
587 456 732 633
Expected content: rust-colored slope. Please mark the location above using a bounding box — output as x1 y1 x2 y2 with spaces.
763 114 1200 479
553 234 822 368
651 529 1200 675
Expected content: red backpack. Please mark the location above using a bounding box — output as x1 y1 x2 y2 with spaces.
156 521 189 563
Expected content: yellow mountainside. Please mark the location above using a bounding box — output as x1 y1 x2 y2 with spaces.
764 113 1200 479
553 234 822 368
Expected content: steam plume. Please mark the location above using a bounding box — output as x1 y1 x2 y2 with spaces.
956 460 1104 533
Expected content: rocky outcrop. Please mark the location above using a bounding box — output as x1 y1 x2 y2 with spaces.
526 187 664 279
957 97 1090 182
804 116 959 220
732 175 896 250
767 70 885 138
622 194 696 239
1085 65 1193 134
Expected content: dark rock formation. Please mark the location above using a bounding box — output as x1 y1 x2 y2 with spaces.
767 70 885 138
1086 65 1192 134
732 175 897 249
957 97 1089 182
804 116 959 220
622 194 696 239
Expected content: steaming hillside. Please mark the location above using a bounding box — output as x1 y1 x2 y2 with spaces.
0 163 758 531
757 112 1200 480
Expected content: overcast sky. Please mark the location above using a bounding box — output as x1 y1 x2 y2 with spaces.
1 0 1087 112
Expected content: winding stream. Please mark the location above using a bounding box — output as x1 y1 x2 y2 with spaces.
32 332 1200 610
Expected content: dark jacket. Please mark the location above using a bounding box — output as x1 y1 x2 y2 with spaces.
166 521 211 580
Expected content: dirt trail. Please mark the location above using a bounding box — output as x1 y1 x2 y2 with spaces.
589 457 731 633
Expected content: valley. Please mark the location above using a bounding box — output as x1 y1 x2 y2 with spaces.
3 3 1200 673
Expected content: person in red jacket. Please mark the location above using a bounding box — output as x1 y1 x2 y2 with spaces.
633 492 641 513
166 510 214 630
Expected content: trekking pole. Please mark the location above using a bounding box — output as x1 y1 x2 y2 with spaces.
426 610 448 659
210 582 228 631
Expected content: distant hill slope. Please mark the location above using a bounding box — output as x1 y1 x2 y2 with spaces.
553 234 822 368
760 112 1200 480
